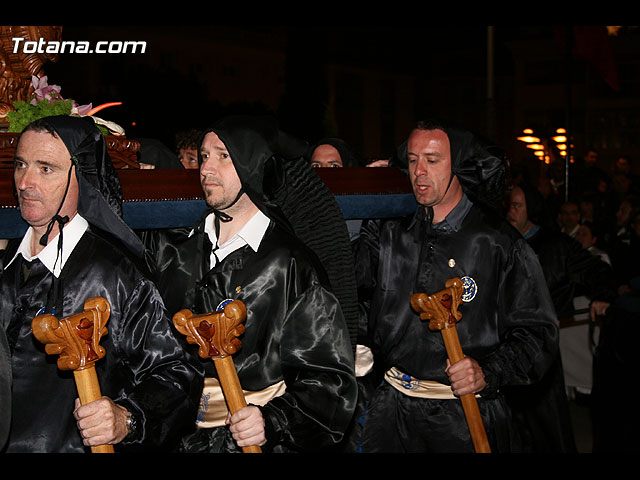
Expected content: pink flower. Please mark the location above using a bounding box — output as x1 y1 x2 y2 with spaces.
30 75 63 105
72 101 93 115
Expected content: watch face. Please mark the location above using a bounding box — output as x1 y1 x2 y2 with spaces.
126 413 137 435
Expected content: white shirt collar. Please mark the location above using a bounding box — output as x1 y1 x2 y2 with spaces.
204 209 270 266
5 214 89 278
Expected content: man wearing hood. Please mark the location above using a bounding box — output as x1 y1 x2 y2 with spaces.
0 115 202 453
308 137 365 169
143 115 358 453
354 119 558 452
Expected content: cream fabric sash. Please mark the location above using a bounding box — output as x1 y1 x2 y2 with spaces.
384 366 461 400
355 344 374 377
196 377 287 428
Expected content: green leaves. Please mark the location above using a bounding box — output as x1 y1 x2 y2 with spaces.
6 98 74 133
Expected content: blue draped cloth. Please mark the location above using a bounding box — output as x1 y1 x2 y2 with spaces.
1 194 417 238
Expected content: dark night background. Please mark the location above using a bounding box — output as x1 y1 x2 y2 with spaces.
22 21 640 181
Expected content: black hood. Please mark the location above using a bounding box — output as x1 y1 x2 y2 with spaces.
16 115 145 259
307 137 365 168
391 119 506 211
199 115 359 350
200 114 307 219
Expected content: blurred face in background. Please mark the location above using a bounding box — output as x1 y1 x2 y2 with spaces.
179 147 199 169
506 187 530 235
575 224 597 250
311 144 342 168
558 202 580 232
616 200 633 228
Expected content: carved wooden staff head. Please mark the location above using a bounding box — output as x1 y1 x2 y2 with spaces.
31 297 111 371
173 300 247 360
410 277 464 331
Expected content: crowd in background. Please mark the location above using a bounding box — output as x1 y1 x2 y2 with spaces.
510 149 639 296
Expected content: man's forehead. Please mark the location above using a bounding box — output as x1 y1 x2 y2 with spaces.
510 187 526 202
407 128 450 154
200 131 228 150
312 144 341 161
16 129 71 164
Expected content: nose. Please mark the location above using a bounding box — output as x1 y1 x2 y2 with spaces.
14 164 34 191
200 157 217 176
413 157 429 177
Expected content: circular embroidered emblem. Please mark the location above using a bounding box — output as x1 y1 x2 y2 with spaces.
461 276 478 302
216 299 234 311
36 307 55 316
448 258 456 268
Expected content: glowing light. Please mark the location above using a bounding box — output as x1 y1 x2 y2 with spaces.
518 136 541 143
517 127 569 163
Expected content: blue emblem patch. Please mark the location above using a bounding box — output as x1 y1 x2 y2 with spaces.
461 276 478 302
216 299 234 311
400 373 419 390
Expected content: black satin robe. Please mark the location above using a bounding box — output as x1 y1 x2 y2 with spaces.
507 226 616 452
355 204 559 452
528 227 616 317
0 228 203 453
143 221 358 452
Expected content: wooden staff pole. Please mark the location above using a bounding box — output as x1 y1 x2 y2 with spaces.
32 297 114 453
439 323 491 453
411 277 491 453
74 367 114 453
215 356 249 414
173 300 261 453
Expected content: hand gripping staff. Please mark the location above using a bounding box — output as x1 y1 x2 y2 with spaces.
410 277 491 453
31 297 115 453
172 300 262 453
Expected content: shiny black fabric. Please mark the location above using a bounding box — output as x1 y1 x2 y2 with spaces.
592 277 640 452
527 227 617 316
203 116 359 351
0 323 10 450
16 115 146 259
355 204 559 452
504 224 616 452
0 228 203 453
144 221 358 452
503 354 575 452
362 381 516 453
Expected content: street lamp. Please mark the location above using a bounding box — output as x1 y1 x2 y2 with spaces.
517 127 572 165
517 127 574 201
